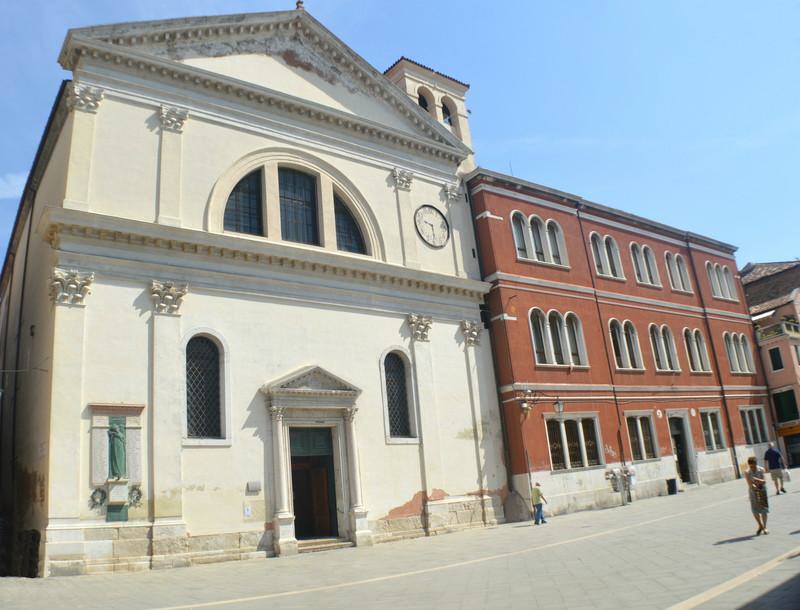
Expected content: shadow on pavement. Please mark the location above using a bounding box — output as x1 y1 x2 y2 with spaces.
739 570 800 609
714 535 756 545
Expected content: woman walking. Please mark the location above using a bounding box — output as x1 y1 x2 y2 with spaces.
744 456 769 535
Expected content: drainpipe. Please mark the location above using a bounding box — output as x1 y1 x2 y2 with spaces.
575 203 629 504
684 237 741 479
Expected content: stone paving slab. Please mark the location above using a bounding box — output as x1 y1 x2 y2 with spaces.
1 481 799 609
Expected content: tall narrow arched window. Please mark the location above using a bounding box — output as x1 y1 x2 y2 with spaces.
384 352 411 437
512 213 529 258
631 244 645 282
591 234 606 274
650 325 666 370
223 170 263 235
442 102 453 126
565 314 585 365
676 255 691 291
610 320 626 368
643 247 659 285
334 195 366 254
530 217 546 261
684 329 699 371
548 312 567 365
418 92 429 112
695 330 710 371
724 333 740 372
279 168 319 245
530 309 548 364
662 326 678 370
624 321 641 368
605 237 622 278
186 336 222 439
723 267 736 300
546 221 563 265
739 335 755 372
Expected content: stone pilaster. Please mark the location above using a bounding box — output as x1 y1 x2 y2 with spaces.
270 406 297 556
156 106 188 227
344 407 372 546
64 84 103 211
392 168 419 268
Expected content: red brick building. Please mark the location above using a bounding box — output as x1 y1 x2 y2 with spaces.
466 169 771 517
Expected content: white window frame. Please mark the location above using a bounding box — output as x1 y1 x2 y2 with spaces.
625 411 659 461
544 413 604 471
379 346 420 444
590 232 624 280
511 211 569 268
768 346 784 372
530 308 589 368
181 328 233 447
700 409 725 451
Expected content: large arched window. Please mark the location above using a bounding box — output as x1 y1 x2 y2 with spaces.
279 168 319 245
695 330 710 371
676 255 691 292
650 325 666 370
530 217 547 261
530 309 548 364
334 195 366 254
610 320 627 368
186 336 222 439
723 267 737 300
548 311 567 365
591 233 606 274
684 328 710 372
724 332 740 372
605 237 622 278
662 326 678 370
418 93 430 112
631 244 645 283
546 221 564 265
531 309 587 366
624 321 642 369
384 352 412 437
442 101 453 126
643 246 660 285
565 313 586 365
223 170 263 235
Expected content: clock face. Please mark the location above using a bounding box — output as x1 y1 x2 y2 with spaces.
414 205 450 248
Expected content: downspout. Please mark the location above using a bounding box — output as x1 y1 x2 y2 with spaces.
684 237 741 479
465 186 517 506
575 204 628 502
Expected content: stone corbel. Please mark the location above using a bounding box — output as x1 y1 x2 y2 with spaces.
50 268 94 305
160 105 189 133
443 182 460 201
150 280 188 314
460 320 482 346
407 314 433 342
66 84 104 113
391 168 413 191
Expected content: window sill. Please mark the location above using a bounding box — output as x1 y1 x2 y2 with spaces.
534 363 590 370
550 464 606 474
596 273 627 282
670 288 694 296
635 281 663 290
631 457 661 464
730 371 756 376
712 296 740 304
516 256 570 271
654 368 682 375
704 448 728 454
182 438 232 447
689 369 714 375
385 436 420 445
615 367 647 373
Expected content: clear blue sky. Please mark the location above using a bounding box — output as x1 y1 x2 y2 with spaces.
1 1 797 266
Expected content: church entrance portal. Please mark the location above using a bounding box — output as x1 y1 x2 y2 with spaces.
290 427 338 539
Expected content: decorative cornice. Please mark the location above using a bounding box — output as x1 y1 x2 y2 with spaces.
59 24 469 163
43 210 490 302
160 105 188 132
392 168 413 191
66 84 104 113
150 280 188 314
269 406 286 421
460 320 482 346
407 314 432 342
443 182 460 201
51 268 94 305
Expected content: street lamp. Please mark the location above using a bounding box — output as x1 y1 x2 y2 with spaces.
519 390 535 416
553 398 564 419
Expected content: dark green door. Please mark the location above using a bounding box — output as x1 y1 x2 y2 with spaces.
290 427 338 539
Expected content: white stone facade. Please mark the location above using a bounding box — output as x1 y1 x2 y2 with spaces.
0 8 506 576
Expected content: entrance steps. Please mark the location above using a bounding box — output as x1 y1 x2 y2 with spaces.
297 537 354 554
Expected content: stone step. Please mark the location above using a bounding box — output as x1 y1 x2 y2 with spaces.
297 537 354 554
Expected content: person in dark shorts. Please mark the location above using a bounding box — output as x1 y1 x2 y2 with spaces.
763 442 787 495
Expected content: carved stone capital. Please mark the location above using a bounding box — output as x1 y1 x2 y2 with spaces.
67 84 104 113
461 320 482 346
270 406 286 421
160 105 189 133
150 280 188 314
51 268 94 305
344 407 358 423
407 314 432 342
391 168 413 191
443 182 461 201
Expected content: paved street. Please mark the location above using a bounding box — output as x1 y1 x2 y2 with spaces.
2 479 799 609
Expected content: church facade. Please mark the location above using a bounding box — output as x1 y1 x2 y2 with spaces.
0 7 506 576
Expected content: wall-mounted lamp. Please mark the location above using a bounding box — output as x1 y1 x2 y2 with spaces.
519 390 536 415
553 398 565 419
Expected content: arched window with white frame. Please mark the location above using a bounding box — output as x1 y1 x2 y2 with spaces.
650 325 666 370
684 328 699 371
223 170 264 236
631 243 645 283
695 330 710 371
723 267 737 301
548 311 568 365
565 313 587 366
715 264 730 298
383 351 413 438
605 236 623 278
643 246 660 285
724 332 740 372
665 252 678 289
676 255 691 292
530 309 548 364
661 326 678 370
334 195 367 254
738 334 755 372
546 220 566 265
610 319 627 368
707 262 721 297
511 212 530 258
591 233 607 274
530 216 547 261
624 321 643 368
186 335 223 439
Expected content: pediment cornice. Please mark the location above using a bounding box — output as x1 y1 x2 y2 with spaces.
59 10 470 163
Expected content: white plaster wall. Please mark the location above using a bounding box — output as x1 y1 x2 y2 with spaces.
696 449 737 484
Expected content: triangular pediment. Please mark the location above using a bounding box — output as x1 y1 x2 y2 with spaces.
59 9 469 158
263 365 361 397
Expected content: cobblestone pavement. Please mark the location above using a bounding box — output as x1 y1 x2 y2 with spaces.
2 479 799 609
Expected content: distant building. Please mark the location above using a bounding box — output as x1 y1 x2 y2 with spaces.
741 261 800 465
467 169 771 518
0 6 506 577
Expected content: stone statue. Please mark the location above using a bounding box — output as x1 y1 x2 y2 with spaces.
108 422 126 480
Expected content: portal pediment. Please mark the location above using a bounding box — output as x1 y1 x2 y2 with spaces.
262 366 361 409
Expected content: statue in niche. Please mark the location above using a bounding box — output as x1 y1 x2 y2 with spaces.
108 421 126 480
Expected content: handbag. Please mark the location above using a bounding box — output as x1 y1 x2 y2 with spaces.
783 469 791 483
